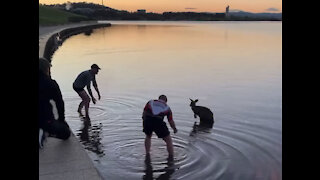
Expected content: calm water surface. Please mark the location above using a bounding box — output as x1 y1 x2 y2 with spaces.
51 21 282 180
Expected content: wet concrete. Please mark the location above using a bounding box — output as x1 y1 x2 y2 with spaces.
39 134 102 180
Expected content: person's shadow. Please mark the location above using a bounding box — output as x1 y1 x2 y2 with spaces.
77 118 105 157
143 154 176 180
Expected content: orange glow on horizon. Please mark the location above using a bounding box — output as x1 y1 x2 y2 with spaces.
39 0 282 14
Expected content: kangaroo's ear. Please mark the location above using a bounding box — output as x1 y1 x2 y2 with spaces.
195 99 198 102
189 98 193 101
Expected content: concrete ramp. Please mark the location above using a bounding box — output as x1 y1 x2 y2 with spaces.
39 134 102 180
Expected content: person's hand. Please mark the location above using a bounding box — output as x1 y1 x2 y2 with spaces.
173 128 178 134
92 97 96 104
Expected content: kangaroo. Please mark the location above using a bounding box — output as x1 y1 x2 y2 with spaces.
189 99 214 128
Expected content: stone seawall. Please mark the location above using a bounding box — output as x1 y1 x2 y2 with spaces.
42 23 111 61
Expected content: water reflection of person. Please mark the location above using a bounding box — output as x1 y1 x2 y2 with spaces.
78 118 104 156
143 154 176 180
79 119 90 142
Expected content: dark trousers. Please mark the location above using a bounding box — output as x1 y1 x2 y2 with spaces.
43 120 71 140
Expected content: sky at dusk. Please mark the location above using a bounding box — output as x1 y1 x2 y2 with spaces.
39 0 282 14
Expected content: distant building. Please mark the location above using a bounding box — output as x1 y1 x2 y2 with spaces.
66 2 72 10
137 9 146 14
226 5 230 17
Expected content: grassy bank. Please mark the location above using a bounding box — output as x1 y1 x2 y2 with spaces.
39 5 89 26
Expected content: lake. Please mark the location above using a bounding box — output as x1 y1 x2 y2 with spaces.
51 21 282 180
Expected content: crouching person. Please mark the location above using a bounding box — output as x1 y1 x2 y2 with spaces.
142 95 178 160
39 57 71 148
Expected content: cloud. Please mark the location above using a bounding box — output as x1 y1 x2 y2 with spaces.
185 8 197 10
266 8 279 12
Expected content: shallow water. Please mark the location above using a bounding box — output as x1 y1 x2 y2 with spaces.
51 21 282 180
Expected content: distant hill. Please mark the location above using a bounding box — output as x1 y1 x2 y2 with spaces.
40 3 282 21
39 5 89 26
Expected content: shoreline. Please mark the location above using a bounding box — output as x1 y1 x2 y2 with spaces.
39 21 111 61
39 21 111 180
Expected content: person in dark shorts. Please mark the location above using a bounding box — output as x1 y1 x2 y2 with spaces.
39 57 71 148
142 95 178 159
73 64 101 120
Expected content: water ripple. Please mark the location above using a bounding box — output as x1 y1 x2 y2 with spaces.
62 94 282 180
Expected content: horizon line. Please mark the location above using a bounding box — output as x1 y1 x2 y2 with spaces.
39 2 282 14
39 3 282 14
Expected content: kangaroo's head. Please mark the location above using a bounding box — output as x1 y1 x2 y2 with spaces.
189 98 198 107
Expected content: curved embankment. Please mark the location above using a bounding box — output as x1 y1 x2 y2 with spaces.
41 23 111 61
39 22 111 180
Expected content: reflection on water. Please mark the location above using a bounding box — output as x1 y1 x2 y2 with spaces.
76 118 105 157
84 29 93 36
189 122 213 137
143 154 177 180
51 21 282 180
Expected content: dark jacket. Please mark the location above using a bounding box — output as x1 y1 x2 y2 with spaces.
39 71 65 129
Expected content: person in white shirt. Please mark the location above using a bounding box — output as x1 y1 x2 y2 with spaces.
142 95 178 160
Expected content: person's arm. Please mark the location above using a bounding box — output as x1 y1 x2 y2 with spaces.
92 79 101 100
167 109 177 133
51 80 65 122
142 101 151 120
86 82 96 104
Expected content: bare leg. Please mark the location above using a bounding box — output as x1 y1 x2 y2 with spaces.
163 135 174 158
145 135 152 155
78 101 84 116
78 91 91 119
